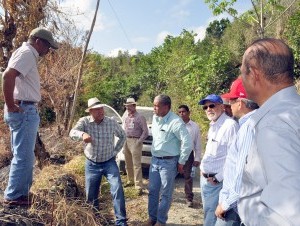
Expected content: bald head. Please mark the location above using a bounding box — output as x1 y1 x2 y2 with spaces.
243 38 294 85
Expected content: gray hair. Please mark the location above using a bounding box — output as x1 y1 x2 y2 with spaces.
241 99 259 110
155 94 171 108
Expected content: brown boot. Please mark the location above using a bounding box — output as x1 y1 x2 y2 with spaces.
154 222 166 226
142 218 156 226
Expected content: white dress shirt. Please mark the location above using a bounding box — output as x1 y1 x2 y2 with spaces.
185 120 202 162
200 113 239 181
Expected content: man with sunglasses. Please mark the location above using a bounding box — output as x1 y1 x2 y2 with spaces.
2 27 58 206
198 94 239 226
214 78 258 226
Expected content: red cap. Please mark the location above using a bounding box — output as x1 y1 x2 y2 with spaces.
222 78 247 99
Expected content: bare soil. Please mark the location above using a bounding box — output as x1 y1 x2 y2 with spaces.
125 171 204 226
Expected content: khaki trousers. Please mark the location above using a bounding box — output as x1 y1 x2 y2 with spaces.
123 138 143 189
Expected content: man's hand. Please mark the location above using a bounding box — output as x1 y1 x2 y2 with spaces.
215 204 226 219
82 133 92 143
7 104 23 113
177 164 184 174
207 176 219 185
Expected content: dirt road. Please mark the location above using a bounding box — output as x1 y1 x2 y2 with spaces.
126 169 204 226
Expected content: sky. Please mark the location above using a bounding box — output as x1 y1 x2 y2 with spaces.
60 0 252 57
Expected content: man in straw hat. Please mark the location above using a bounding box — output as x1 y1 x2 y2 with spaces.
2 27 59 206
122 97 148 195
70 97 127 226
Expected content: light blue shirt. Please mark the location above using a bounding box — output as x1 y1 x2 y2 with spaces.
151 111 192 165
238 86 300 225
218 110 256 211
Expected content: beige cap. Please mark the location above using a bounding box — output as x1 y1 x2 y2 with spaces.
124 97 137 106
29 27 59 49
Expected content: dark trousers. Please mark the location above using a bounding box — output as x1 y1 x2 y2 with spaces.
183 152 194 201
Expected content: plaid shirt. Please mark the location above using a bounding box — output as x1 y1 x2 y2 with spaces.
70 116 126 162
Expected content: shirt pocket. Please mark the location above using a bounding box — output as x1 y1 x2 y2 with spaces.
207 138 219 156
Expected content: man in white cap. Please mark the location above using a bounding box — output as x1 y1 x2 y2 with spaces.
123 97 148 195
2 27 58 206
69 97 127 226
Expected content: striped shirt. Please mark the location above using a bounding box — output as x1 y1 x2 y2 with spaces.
185 120 202 162
151 111 192 165
124 111 149 142
218 110 256 211
69 116 126 162
200 113 239 181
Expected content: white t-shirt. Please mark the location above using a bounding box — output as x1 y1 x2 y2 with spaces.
7 42 40 102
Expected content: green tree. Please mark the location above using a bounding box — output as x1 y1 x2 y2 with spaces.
204 0 299 38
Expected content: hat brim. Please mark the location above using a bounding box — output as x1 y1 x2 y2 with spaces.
49 41 59 49
124 102 137 106
85 104 105 112
221 93 239 99
199 98 223 105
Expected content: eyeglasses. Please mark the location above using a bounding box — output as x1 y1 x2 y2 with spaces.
202 104 216 110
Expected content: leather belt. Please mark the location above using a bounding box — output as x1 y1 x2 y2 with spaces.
202 173 217 178
127 136 139 139
154 156 175 159
14 100 37 105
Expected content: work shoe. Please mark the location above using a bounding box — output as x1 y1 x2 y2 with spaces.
3 196 32 207
142 218 156 226
136 188 144 196
124 181 134 187
186 200 193 208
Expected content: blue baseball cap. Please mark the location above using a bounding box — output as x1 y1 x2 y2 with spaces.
198 94 223 105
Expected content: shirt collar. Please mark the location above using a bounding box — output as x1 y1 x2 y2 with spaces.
89 116 107 123
239 110 257 126
210 112 227 127
155 110 171 123
23 42 39 60
185 119 192 125
249 86 297 127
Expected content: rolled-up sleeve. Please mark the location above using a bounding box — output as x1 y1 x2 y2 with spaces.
69 117 86 141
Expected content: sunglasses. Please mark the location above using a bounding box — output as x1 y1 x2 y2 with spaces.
202 104 217 110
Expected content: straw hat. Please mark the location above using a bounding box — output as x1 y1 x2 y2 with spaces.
85 97 105 112
124 97 137 106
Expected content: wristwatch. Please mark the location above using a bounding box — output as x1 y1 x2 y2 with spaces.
212 176 220 184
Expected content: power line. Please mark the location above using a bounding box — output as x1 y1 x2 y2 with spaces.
107 0 133 49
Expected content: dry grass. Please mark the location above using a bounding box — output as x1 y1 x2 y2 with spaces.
0 125 143 225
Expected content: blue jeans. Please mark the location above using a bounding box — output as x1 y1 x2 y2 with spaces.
4 104 40 200
148 156 178 224
215 208 241 226
85 158 127 226
200 174 223 226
